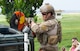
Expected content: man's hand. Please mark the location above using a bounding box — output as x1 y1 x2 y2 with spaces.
27 18 35 27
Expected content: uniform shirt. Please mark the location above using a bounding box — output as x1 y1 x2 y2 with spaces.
31 18 58 34
31 17 58 45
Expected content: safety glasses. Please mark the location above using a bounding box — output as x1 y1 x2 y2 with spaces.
41 12 48 15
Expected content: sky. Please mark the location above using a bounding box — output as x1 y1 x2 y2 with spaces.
43 0 80 10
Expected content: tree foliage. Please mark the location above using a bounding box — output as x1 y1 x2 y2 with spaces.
0 0 43 23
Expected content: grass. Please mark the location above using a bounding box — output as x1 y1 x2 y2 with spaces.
0 15 9 26
58 13 80 51
0 13 80 51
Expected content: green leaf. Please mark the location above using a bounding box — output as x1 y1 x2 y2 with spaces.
0 0 43 23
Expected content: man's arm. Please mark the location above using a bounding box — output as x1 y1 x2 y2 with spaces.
30 20 56 34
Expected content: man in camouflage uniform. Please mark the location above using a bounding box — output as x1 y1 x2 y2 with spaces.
30 3 59 51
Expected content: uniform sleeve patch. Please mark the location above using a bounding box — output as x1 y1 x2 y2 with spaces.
40 25 48 31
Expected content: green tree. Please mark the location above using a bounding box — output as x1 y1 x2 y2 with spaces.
0 0 43 23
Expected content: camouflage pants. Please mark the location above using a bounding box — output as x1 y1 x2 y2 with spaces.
39 46 58 51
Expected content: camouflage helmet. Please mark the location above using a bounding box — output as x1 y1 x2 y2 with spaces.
40 3 55 15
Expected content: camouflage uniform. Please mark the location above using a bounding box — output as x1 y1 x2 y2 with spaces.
31 3 59 51
31 17 58 51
